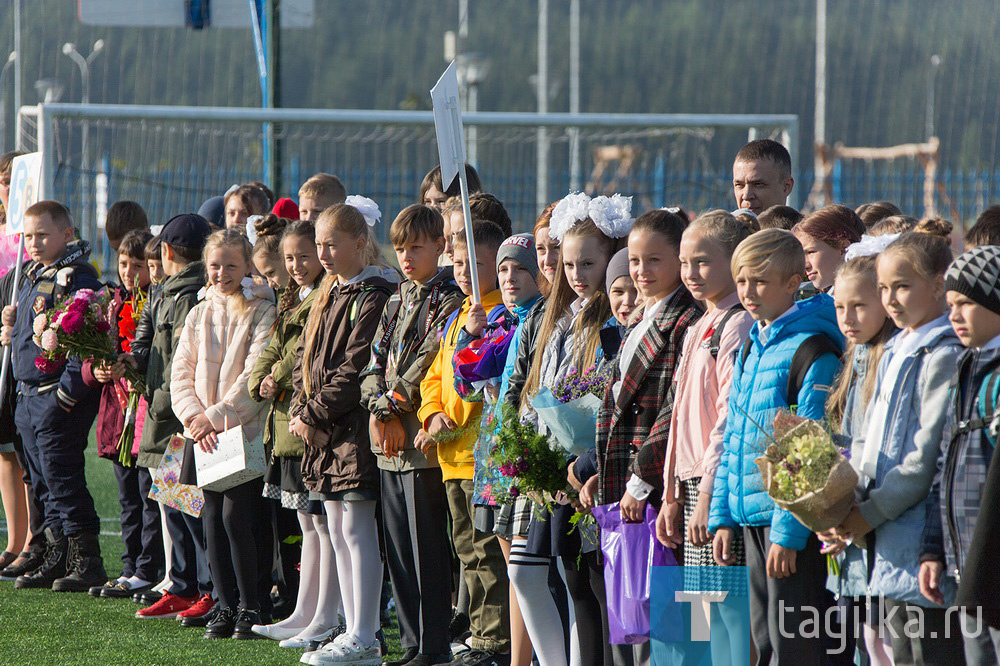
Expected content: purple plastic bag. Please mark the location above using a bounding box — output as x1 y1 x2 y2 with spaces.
591 502 677 645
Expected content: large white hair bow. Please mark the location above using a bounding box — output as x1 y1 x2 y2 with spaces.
844 233 900 261
345 195 382 227
549 192 634 242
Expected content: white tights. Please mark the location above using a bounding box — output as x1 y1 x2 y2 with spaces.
507 539 578 666
325 500 382 646
270 511 342 637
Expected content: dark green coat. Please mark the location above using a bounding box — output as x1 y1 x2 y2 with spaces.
249 287 317 457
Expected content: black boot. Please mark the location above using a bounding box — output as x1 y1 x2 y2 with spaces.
52 532 107 592
14 529 67 589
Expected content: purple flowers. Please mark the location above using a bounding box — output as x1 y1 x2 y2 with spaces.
509 486 520 498
552 365 612 403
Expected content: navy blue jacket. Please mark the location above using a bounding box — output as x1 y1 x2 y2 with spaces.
12 241 102 411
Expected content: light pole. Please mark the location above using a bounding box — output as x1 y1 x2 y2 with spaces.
62 40 104 243
0 52 16 152
926 54 942 141
456 52 491 167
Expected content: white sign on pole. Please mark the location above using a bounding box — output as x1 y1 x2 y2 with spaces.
6 152 42 235
430 61 480 303
430 61 466 192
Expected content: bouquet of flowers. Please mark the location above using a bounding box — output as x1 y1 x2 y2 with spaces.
33 288 145 465
489 404 574 515
114 289 148 466
531 365 613 456
754 410 858 533
33 289 114 373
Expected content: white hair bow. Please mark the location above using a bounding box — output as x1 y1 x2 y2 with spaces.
345 195 382 227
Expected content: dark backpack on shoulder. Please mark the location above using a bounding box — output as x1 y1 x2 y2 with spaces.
739 333 842 411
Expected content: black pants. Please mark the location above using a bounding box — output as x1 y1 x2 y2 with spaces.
568 549 614 666
744 525 829 666
380 468 452 655
202 477 273 611
164 504 212 599
884 598 964 666
15 391 100 536
112 462 163 581
272 504 301 602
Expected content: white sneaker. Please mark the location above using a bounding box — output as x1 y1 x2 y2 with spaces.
301 633 350 665
306 633 380 665
251 622 305 641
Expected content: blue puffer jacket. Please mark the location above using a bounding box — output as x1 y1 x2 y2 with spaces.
860 315 963 607
708 295 844 550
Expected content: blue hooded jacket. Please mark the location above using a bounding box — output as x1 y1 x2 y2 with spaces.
708 294 844 550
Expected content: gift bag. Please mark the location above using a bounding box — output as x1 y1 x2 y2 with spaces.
148 435 204 517
194 424 266 492
592 502 676 644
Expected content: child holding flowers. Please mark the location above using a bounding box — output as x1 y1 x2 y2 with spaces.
82 229 163 600
831 228 965 662
708 229 843 664
513 193 632 666
2 201 107 592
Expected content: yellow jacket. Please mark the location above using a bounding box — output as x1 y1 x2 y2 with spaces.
418 289 504 481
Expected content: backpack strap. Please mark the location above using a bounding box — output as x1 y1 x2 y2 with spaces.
739 336 753 367
708 304 746 359
786 334 842 410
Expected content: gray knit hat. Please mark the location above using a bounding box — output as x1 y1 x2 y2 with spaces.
945 245 1000 315
605 247 631 292
496 234 538 279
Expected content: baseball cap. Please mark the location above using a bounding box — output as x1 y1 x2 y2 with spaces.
156 213 212 251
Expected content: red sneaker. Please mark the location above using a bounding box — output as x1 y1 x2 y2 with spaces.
135 592 197 619
177 594 215 620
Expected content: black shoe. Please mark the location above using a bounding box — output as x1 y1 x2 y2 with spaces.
182 602 219 628
135 590 162 605
90 580 118 597
0 551 43 581
377 628 388 656
408 652 454 666
204 606 237 639
448 609 471 643
102 580 154 599
231 608 262 639
387 647 419 666
53 533 108 592
451 650 509 666
14 530 67 589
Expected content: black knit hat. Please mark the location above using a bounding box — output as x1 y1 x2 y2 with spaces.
945 245 1000 315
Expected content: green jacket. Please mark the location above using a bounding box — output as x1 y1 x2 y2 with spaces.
360 267 464 472
249 287 317 457
136 261 206 469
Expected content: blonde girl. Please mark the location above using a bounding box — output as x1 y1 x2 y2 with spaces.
248 221 344 646
170 229 276 638
289 199 397 664
834 230 964 662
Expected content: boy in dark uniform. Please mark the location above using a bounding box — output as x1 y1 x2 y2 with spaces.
0 200 105 592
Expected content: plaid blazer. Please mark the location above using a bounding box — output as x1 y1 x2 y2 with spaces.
596 287 703 505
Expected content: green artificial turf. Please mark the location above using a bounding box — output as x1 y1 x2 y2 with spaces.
0 432 402 665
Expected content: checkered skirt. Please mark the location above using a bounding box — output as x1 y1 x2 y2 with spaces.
681 477 746 594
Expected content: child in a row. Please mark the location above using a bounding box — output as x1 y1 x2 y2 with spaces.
291 201 397 665
362 204 464 666
171 229 276 637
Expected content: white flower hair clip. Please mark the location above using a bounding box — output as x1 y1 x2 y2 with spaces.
246 215 263 245
345 195 381 227
588 194 634 239
844 233 900 262
549 192 592 242
241 276 256 300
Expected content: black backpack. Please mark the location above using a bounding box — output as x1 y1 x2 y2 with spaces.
739 334 842 411
706 305 746 360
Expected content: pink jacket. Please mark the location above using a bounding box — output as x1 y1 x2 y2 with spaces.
170 284 276 440
664 292 753 501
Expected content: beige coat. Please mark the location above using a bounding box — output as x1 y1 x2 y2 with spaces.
171 284 276 440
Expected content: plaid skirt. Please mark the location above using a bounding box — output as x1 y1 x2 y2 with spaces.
493 496 533 540
681 477 746 594
263 455 324 515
